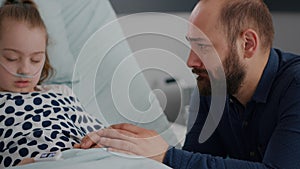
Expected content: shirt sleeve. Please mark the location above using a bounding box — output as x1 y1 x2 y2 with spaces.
164 147 270 169
262 78 300 168
70 95 104 134
62 85 105 134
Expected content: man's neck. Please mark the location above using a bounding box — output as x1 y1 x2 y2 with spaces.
233 78 258 106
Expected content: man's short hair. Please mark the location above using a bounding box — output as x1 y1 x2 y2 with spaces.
219 0 274 50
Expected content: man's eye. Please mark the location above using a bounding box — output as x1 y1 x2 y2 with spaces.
197 44 209 49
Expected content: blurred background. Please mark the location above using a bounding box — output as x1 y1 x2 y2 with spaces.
108 0 300 125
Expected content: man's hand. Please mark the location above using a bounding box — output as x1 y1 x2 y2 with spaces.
74 123 169 163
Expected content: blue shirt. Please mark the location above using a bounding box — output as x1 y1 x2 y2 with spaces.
163 49 300 169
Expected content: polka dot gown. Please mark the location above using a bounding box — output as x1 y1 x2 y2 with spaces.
0 85 104 168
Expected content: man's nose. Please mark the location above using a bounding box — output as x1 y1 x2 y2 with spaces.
187 50 204 68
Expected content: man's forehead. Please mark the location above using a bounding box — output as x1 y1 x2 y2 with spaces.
188 0 225 35
190 0 226 18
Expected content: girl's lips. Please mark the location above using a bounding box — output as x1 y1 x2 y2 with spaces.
15 80 30 88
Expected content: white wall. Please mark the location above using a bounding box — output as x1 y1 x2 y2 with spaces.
272 12 300 54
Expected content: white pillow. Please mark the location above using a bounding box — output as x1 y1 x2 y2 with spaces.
34 0 79 85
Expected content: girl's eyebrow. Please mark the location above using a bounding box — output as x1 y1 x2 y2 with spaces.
31 51 45 56
2 48 22 54
2 48 45 56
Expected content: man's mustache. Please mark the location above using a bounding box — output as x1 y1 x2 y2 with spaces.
192 69 208 75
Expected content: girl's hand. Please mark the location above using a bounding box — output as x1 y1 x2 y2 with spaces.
17 158 35 166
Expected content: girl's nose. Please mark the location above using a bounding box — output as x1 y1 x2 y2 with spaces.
16 60 31 76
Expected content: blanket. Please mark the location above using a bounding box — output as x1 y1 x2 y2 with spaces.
8 148 171 169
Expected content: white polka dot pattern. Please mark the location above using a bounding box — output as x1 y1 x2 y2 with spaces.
0 85 104 168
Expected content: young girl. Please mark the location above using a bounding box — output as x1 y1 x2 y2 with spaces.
0 0 104 167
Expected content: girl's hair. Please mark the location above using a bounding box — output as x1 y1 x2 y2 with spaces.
0 0 54 83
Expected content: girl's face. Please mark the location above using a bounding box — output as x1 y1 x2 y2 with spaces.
0 19 47 92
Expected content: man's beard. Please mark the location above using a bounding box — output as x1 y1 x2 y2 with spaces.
194 47 246 96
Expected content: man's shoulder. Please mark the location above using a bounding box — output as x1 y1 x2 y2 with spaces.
276 49 300 81
276 48 300 67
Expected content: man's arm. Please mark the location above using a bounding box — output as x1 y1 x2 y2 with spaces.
164 147 271 169
163 81 300 169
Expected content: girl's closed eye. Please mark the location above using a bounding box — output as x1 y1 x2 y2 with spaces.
3 55 18 62
31 58 42 63
31 55 44 63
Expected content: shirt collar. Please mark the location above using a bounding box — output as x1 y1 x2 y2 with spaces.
252 48 279 103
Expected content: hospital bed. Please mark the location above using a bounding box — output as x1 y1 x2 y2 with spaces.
5 0 179 168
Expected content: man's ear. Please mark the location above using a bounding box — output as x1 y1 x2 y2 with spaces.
241 29 258 59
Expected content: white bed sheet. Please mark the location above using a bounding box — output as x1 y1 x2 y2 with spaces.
8 149 171 169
